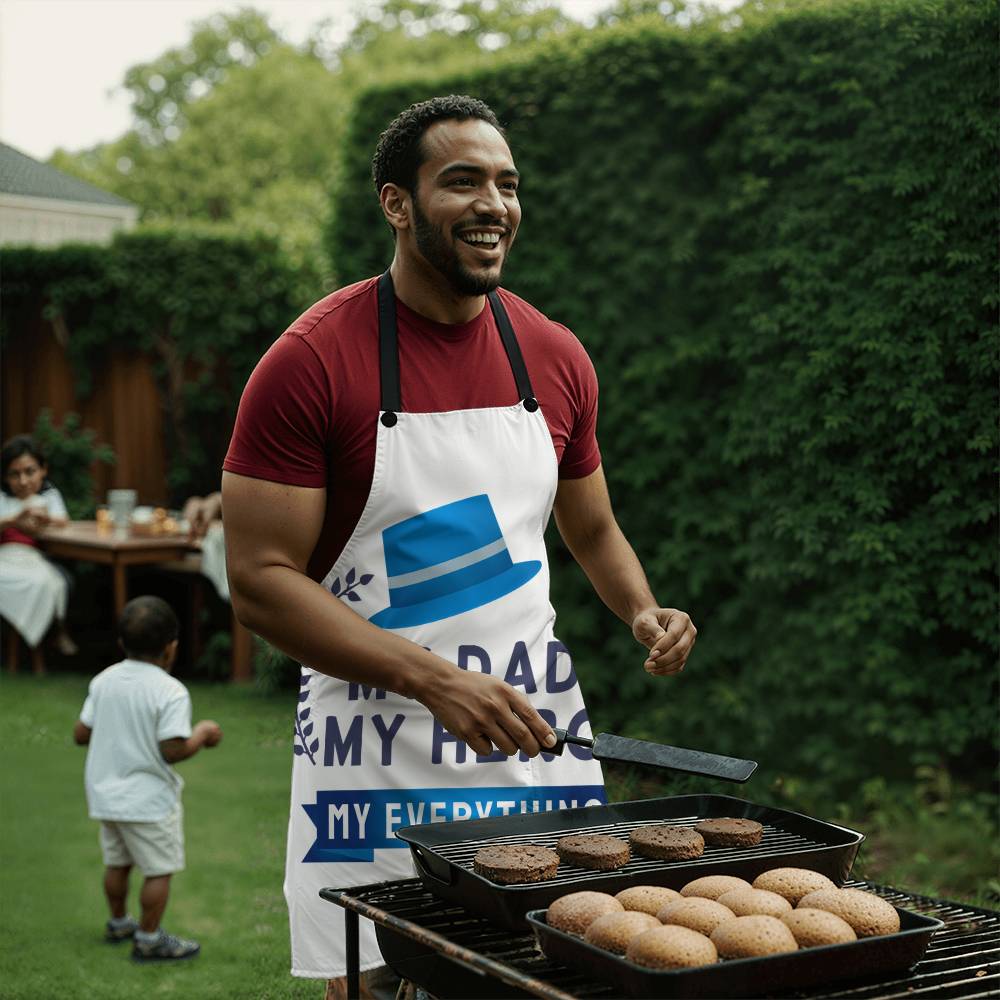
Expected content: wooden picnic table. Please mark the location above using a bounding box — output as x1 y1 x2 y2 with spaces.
37 520 253 681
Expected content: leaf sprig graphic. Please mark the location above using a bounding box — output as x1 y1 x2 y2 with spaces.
293 672 320 765
331 567 374 603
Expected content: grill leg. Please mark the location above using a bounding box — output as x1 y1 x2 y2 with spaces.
346 910 359 999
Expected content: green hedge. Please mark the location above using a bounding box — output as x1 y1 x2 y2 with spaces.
329 0 998 794
1 229 316 500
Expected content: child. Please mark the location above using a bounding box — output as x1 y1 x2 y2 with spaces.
0 434 76 673
73 595 223 962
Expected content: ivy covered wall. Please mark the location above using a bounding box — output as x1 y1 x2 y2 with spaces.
2 229 313 501
1 0 994 793
328 0 998 792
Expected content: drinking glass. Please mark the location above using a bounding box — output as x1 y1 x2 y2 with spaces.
107 489 137 536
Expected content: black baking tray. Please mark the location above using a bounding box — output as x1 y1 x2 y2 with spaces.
527 904 943 998
396 794 864 929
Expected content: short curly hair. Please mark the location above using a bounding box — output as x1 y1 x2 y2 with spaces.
119 595 179 660
371 94 504 196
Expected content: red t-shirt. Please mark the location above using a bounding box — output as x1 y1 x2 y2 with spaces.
224 277 601 581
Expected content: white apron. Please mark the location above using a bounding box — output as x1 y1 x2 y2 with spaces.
284 274 606 978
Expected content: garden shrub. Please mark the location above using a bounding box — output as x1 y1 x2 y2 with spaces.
329 0 998 795
2 232 318 683
1 227 319 501
28 409 116 519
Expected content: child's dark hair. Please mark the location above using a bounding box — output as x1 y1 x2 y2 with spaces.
1 435 48 495
119 596 179 660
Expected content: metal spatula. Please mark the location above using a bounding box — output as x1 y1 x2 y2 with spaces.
549 729 757 783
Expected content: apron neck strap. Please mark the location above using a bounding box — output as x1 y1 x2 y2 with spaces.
377 271 402 416
488 290 536 409
377 271 538 418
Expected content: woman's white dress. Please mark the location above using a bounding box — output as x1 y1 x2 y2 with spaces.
0 488 69 646
199 522 230 601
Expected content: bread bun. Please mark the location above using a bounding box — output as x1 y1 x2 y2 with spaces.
711 915 799 958
585 911 661 954
626 925 718 970
797 888 900 937
680 875 752 900
657 897 736 936
717 887 793 918
753 867 837 905
782 908 858 948
547 891 624 936
616 885 681 916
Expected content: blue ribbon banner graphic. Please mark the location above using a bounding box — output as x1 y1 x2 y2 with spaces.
301 785 607 862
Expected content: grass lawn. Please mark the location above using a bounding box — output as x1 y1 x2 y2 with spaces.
0 674 321 1000
2 672 995 1000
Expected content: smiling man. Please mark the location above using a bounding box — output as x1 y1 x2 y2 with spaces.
221 95 697 991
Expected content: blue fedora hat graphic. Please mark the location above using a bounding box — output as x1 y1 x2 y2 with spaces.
369 494 541 629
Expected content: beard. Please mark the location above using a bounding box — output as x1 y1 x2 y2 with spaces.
412 197 510 297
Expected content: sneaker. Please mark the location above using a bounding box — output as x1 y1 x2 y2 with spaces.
105 916 139 943
131 930 200 963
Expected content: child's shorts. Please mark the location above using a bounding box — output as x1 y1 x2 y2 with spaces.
99 804 184 876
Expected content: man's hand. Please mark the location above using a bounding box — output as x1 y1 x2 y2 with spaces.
632 608 697 675
417 668 557 758
195 719 223 747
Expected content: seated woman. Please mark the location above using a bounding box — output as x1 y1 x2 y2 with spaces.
0 435 78 674
182 491 228 601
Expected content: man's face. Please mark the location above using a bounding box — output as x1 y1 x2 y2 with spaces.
407 118 521 296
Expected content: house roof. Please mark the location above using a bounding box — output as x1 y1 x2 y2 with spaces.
0 142 135 208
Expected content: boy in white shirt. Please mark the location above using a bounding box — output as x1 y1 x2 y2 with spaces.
74 595 223 962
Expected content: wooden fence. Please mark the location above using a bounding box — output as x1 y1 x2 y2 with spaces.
2 309 170 504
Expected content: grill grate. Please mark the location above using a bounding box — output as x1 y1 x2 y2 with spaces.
397 795 864 928
332 878 999 999
436 814 829 886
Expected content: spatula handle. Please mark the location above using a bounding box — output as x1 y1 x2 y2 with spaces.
549 728 594 755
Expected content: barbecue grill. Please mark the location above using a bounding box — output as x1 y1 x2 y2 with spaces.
321 878 1000 1000
396 794 864 928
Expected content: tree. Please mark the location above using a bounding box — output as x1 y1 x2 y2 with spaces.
327 0 575 62
47 1 624 280
51 17 342 281
119 8 281 147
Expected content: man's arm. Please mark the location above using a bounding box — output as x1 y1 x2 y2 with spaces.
553 465 697 675
221 471 556 758
160 719 223 763
73 721 91 745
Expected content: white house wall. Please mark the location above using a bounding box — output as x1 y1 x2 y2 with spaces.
0 192 138 247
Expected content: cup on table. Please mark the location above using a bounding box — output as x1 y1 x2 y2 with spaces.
107 489 137 536
95 505 112 535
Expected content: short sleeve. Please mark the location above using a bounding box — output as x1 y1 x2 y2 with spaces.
557 337 601 480
44 488 68 519
157 685 192 742
79 685 95 727
223 334 332 488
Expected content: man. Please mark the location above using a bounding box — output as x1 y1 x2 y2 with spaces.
222 95 697 988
